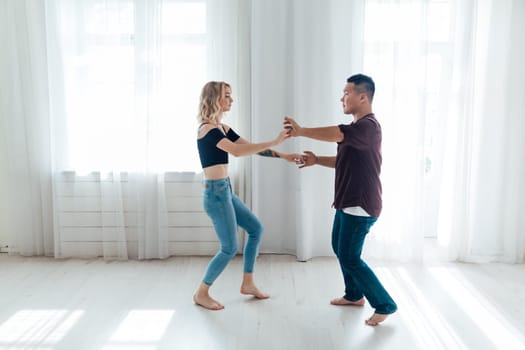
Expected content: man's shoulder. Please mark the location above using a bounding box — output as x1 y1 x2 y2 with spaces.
365 113 380 122
359 114 381 129
341 115 380 129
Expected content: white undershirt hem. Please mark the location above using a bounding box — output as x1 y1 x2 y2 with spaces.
342 206 371 217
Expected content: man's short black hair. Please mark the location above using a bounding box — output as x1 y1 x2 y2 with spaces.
347 74 375 102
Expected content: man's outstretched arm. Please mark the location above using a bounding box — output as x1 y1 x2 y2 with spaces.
299 151 336 169
284 116 344 143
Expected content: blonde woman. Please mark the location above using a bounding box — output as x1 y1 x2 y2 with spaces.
194 81 297 310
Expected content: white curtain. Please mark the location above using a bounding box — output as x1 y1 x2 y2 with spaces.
48 0 250 259
437 0 525 263
251 0 428 261
252 0 525 263
3 0 524 263
251 0 338 260
206 0 252 215
2 0 249 259
0 0 54 256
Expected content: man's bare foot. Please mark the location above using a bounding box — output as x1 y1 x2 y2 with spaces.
193 294 224 310
240 285 270 299
365 313 389 326
330 297 365 306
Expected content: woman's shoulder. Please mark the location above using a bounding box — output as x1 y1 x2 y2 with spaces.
219 123 231 133
198 123 220 139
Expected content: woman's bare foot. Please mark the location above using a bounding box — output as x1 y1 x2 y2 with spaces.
240 285 270 299
241 273 270 299
193 293 224 310
330 297 365 306
193 283 224 310
365 313 389 326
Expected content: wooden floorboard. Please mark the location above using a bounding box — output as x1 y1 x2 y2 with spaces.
0 251 524 349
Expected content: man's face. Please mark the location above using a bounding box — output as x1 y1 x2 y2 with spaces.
340 83 360 115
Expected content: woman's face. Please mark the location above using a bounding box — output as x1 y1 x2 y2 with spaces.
220 86 233 112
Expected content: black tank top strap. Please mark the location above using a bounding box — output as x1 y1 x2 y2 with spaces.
198 122 215 135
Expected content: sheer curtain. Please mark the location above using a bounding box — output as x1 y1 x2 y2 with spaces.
47 0 250 259
252 0 525 263
361 0 525 263
3 0 524 262
206 0 252 217
2 0 249 259
356 0 432 262
1 0 54 256
437 0 525 263
45 0 189 259
251 0 342 260
251 0 430 261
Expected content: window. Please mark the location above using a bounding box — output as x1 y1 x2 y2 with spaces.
56 0 207 172
363 0 453 237
363 0 452 176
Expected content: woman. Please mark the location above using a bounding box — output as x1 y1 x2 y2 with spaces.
194 81 296 310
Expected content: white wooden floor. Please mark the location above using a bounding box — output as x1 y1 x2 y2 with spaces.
1 247 525 350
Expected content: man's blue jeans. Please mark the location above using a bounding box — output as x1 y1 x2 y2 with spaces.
332 210 397 315
202 178 263 286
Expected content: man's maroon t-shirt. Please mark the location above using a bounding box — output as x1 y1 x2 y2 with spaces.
333 114 382 218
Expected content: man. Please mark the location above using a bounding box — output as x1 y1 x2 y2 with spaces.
284 74 397 326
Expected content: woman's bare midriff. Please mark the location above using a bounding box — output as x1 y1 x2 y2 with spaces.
202 164 229 180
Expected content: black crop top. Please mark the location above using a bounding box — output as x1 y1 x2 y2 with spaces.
197 127 240 168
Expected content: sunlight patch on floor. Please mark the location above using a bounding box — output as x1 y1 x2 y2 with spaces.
429 267 525 349
377 267 464 349
108 310 174 343
396 267 468 349
0 309 83 347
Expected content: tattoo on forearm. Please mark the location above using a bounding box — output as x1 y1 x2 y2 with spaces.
258 149 280 158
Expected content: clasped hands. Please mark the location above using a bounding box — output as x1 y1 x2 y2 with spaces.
282 116 317 168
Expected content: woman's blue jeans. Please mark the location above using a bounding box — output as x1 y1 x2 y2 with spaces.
202 178 263 286
332 210 397 315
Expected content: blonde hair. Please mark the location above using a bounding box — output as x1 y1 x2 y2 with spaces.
197 81 231 124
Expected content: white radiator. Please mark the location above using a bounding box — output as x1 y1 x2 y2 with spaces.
55 172 228 258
